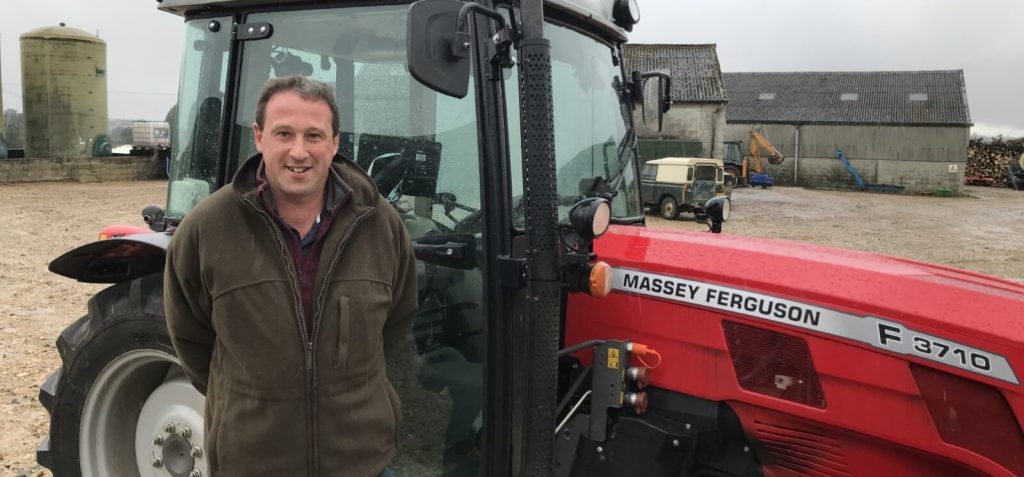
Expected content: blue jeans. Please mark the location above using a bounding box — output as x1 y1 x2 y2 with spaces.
380 469 396 477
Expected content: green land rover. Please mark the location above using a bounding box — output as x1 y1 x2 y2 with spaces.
641 157 730 220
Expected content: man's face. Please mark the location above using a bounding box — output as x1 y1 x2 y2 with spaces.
253 91 339 205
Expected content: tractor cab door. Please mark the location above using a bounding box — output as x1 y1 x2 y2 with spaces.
221 5 492 475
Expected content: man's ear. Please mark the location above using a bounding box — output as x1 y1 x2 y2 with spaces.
253 123 264 153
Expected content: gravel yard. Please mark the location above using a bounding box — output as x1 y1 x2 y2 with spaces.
648 185 1024 283
0 180 1022 476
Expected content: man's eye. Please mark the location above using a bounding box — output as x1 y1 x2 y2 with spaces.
275 131 291 138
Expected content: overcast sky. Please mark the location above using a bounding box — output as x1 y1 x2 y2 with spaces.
2 0 1021 136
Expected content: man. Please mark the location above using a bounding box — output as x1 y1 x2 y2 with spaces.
165 75 417 477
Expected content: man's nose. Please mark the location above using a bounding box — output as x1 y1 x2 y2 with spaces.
288 137 310 160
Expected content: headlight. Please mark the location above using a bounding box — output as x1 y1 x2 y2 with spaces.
569 197 611 239
613 0 640 30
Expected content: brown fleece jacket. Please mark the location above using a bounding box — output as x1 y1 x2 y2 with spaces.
165 153 418 477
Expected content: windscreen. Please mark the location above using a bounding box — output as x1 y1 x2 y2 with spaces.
165 17 231 219
694 165 717 181
506 21 642 226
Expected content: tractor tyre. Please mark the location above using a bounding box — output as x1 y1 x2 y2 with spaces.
37 273 207 477
659 196 679 220
724 165 741 188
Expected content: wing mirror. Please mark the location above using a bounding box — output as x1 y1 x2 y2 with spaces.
639 72 671 132
407 0 469 98
407 0 508 98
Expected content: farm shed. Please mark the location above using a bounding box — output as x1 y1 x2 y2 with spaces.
723 70 972 194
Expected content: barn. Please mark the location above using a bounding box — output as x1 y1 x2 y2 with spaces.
623 44 728 163
722 70 973 194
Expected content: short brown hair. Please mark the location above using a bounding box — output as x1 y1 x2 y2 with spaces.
254 75 340 136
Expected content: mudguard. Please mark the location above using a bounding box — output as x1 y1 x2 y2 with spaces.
48 232 171 283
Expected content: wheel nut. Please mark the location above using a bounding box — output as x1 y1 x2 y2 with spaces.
181 426 192 439
152 458 163 468
153 435 164 445
189 471 202 477
164 423 176 433
191 446 203 458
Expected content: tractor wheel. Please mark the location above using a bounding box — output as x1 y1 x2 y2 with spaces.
38 273 207 477
724 165 741 188
659 196 679 220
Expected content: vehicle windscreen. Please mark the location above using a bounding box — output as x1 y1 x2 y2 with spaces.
506 21 642 226
694 165 717 181
165 17 231 219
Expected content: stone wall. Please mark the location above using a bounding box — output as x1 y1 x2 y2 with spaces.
635 103 727 159
0 156 164 183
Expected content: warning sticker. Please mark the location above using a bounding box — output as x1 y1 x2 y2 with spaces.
607 348 620 369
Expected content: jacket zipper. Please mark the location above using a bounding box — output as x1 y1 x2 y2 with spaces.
242 197 314 475
307 208 376 476
244 196 377 475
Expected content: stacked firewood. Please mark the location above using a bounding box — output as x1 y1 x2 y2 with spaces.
966 137 1024 185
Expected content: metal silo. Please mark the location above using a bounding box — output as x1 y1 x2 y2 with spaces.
20 24 108 159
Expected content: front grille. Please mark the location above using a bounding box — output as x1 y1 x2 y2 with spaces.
691 181 716 202
753 421 851 476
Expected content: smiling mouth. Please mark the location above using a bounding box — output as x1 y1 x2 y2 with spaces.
286 166 311 173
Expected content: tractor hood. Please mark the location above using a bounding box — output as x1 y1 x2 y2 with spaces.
600 225 1022 344
565 225 1024 475
568 224 1024 387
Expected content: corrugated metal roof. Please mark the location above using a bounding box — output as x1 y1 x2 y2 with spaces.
723 71 972 126
623 44 727 103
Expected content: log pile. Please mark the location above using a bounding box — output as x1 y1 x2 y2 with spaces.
966 137 1024 186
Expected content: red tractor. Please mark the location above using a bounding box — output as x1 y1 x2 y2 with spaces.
37 0 1024 476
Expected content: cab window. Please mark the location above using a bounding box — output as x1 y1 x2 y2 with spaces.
641 164 657 181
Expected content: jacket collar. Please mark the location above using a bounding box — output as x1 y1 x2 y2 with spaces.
233 152 381 217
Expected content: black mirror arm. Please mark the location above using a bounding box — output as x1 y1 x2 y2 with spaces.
451 2 508 58
628 70 644 103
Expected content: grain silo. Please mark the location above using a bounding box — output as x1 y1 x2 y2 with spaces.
20 24 108 159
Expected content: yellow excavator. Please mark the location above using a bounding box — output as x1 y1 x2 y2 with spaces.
723 129 785 188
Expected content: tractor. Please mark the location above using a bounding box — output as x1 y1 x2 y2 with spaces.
36 0 1024 476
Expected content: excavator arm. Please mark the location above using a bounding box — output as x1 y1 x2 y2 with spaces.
740 129 785 182
748 130 785 171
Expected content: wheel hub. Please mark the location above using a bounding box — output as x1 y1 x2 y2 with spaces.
160 433 196 477
137 377 206 477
